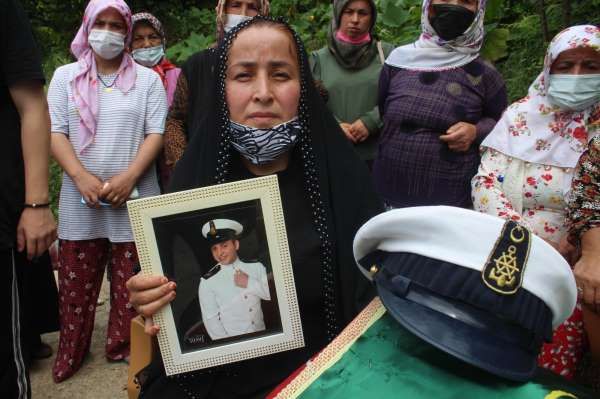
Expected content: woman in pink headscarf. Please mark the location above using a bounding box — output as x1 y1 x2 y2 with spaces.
47 0 167 382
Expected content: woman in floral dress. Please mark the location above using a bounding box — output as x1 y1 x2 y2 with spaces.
568 135 600 390
472 25 600 379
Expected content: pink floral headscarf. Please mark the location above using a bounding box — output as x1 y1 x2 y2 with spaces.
386 0 486 71
482 25 600 168
70 0 136 153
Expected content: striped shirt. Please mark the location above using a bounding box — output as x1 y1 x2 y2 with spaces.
48 62 167 242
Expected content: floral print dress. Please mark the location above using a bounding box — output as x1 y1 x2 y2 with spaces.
472 148 584 379
472 149 570 243
569 136 600 242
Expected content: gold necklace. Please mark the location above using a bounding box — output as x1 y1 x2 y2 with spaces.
97 74 117 93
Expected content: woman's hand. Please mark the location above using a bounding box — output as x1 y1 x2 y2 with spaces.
439 122 477 152
126 274 177 336
100 172 136 208
558 235 580 266
340 123 357 143
73 170 104 208
574 252 600 312
351 119 369 143
573 228 600 312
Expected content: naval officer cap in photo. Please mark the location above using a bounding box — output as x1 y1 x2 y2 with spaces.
201 218 244 245
353 206 577 382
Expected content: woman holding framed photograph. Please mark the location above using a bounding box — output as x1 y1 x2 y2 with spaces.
127 16 383 398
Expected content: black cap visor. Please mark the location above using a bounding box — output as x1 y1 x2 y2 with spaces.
377 276 538 382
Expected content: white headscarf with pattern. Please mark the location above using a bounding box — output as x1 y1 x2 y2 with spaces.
482 25 600 168
385 0 486 71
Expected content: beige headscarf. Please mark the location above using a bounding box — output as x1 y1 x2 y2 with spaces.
215 0 270 42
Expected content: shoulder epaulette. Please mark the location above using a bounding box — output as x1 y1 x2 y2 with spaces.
202 265 221 280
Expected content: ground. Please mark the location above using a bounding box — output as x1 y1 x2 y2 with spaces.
30 277 129 399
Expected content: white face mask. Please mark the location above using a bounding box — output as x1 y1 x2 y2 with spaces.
223 14 253 33
88 29 125 60
547 74 600 111
132 45 164 67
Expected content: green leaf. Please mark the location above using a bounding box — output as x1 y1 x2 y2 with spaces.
485 0 506 23
481 28 510 62
380 0 411 28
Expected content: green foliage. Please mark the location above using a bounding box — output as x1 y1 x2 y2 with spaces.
496 0 600 101
377 0 421 45
163 6 216 64
166 31 214 64
271 0 332 51
480 27 509 62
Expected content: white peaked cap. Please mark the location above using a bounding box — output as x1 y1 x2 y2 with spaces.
353 206 577 329
201 218 243 238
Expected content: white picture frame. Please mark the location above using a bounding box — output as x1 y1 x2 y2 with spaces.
128 175 304 375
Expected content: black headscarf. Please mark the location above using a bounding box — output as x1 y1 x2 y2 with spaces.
177 47 219 143
164 16 382 397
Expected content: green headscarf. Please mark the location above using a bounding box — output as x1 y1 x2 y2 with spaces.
327 0 379 70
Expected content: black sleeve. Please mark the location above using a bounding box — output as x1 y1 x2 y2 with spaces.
1 0 45 87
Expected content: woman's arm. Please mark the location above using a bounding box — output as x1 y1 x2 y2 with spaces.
574 228 600 310
568 137 600 242
101 75 167 206
164 73 189 168
47 67 104 207
568 137 600 310
51 133 104 207
100 134 163 207
476 67 508 142
441 66 508 152
377 64 392 119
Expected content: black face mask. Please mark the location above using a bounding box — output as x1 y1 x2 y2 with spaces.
429 4 476 41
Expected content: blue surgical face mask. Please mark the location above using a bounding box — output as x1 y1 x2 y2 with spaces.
229 118 301 165
547 74 600 111
132 45 164 67
224 14 253 33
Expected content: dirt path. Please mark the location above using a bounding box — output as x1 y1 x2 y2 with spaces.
30 277 129 399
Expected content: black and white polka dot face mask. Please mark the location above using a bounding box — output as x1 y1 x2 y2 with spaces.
228 117 302 165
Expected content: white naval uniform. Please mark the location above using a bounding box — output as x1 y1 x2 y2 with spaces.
198 258 271 340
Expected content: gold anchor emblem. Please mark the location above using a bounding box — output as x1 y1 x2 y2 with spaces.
482 222 531 295
488 245 519 288
209 220 217 237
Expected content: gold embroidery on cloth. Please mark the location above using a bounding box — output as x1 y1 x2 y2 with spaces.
482 222 531 295
488 245 519 288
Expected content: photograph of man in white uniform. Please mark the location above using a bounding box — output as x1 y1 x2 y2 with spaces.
198 219 271 340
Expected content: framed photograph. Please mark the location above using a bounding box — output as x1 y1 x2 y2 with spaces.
128 175 304 375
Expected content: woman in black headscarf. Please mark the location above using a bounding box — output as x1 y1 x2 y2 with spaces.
127 16 382 398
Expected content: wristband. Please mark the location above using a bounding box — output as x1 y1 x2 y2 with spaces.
23 202 50 209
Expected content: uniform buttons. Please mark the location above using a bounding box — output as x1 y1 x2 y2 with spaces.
249 308 252 312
